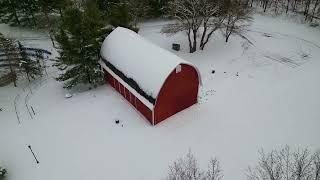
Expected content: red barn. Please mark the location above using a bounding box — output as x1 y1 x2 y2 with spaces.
99 27 201 125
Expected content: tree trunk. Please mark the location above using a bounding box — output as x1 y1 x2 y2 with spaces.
286 0 290 13
304 0 311 20
199 21 208 50
187 30 192 53
225 19 233 43
200 27 218 50
9 0 20 25
225 26 229 42
44 12 56 48
225 34 230 42
87 72 92 84
293 0 297 12
30 12 37 27
264 0 268 12
59 8 64 18
311 0 320 21
26 73 31 82
8 59 17 87
191 29 197 53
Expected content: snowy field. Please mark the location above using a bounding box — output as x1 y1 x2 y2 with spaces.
1 14 320 180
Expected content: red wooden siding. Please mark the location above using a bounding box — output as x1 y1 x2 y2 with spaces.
104 63 200 126
104 70 153 125
154 64 199 125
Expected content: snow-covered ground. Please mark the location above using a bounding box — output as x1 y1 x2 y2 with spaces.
1 14 320 180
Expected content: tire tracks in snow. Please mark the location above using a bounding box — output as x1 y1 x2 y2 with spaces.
247 28 320 49
13 75 51 125
245 28 319 68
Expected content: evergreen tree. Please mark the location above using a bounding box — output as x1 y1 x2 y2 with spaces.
148 0 170 18
97 0 138 29
54 0 112 89
18 42 42 82
54 0 71 17
0 0 38 27
109 0 132 28
127 0 151 28
0 0 22 25
0 33 19 86
19 0 38 27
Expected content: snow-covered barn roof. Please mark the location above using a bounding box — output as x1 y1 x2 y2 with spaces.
100 27 201 102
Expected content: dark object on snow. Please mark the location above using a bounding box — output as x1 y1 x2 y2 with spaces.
236 72 239 76
65 93 72 98
211 70 215 74
0 167 7 177
310 23 319 27
263 33 272 37
172 43 180 51
224 72 226 73
31 106 35 115
115 120 120 124
0 108 2 111
27 145 39 164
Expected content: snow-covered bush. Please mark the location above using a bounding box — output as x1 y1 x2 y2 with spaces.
166 150 223 180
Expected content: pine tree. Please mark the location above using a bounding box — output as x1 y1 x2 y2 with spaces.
0 33 20 86
108 0 132 28
19 0 38 27
148 0 170 18
0 0 22 25
0 0 39 27
54 0 112 89
18 42 42 82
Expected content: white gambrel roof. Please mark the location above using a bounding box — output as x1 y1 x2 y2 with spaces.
100 27 201 100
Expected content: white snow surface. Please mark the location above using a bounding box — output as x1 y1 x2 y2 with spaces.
1 14 320 180
100 27 200 98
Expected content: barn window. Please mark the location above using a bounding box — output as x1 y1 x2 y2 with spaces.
176 65 182 73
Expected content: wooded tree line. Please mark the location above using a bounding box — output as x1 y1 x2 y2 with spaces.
0 0 319 88
166 146 320 180
250 0 320 21
0 0 172 89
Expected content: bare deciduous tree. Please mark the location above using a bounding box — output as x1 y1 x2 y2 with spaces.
162 0 203 53
247 146 320 180
313 151 320 180
222 0 253 43
206 158 223 180
292 148 313 180
162 0 226 53
166 150 223 180
199 0 224 50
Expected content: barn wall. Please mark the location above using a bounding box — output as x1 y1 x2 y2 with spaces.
154 64 199 125
104 70 153 124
